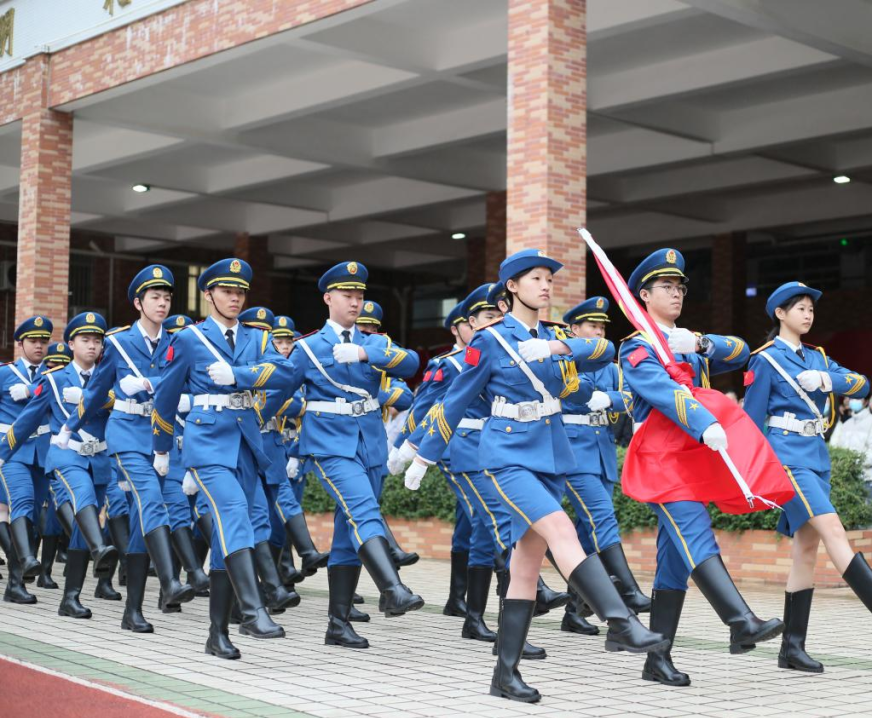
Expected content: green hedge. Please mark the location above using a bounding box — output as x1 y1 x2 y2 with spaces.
301 445 872 532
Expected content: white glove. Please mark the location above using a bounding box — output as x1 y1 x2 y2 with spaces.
119 374 151 396
62 386 83 404
182 471 199 496
118 480 131 492
586 391 612 412
388 440 417 475
667 328 698 355
797 370 826 392
702 423 728 452
153 452 169 477
404 459 429 491
177 394 192 413
55 425 72 450
286 457 300 479
208 361 236 386
333 343 361 364
517 338 551 362
8 384 29 402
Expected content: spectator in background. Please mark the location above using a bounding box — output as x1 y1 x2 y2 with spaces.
830 398 872 483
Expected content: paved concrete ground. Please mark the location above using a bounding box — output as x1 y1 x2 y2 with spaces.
0 559 870 718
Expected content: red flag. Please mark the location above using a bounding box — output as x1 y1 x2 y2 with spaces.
465 346 481 366
577 228 793 514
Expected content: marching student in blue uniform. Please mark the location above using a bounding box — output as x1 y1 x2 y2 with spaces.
95 475 127 601
618 248 783 688
152 259 296 660
0 313 119 620
561 297 650 633
61 267 197 632
0 315 53 600
357 300 419 570
34 341 73 591
208 261 424 651
404 250 668 703
744 282 872 673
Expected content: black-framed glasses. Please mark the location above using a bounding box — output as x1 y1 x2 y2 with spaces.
649 284 688 297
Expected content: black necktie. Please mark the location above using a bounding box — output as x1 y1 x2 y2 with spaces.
28 365 36 381
530 328 538 339
149 338 159 354
225 329 235 352
796 348 805 362
81 372 91 388
341 330 351 344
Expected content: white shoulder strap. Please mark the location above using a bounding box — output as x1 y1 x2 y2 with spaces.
8 363 30 386
446 355 463 373
485 327 555 403
107 334 145 380
758 351 825 425
46 373 71 420
297 339 373 401
188 325 226 364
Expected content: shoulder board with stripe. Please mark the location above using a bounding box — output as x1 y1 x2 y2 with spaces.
106 325 130 336
621 330 641 342
43 365 66 374
435 347 462 360
296 329 318 340
541 320 567 328
474 316 504 331
0 361 12 367
802 342 823 351
750 340 774 356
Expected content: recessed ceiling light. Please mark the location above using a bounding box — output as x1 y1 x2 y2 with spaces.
132 184 151 193
833 175 851 184
451 232 466 240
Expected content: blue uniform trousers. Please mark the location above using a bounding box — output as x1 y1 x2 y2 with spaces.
162 477 192 532
264 479 302 548
485 466 566 545
777 465 834 538
457 468 511 558
41 483 63 537
32 470 50 528
649 501 721 590
0 461 42 523
105 478 129 519
438 461 495 567
308 452 386 567
52 465 106 551
114 452 171 537
190 442 260 571
564 471 620 556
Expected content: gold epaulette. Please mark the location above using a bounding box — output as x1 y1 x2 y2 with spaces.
435 347 463 360
750 340 774 356
621 330 641 342
43 365 65 374
106 325 130 336
474 316 504 331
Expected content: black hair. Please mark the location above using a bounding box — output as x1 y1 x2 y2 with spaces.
766 293 814 342
504 267 539 310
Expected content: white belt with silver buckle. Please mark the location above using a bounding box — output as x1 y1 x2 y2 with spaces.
0 423 49 439
193 392 254 411
491 397 561 423
768 413 824 437
260 417 279 434
112 398 154 417
563 411 608 427
307 398 379 416
51 436 107 456
458 418 485 431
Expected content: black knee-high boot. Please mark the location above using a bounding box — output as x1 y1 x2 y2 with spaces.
778 589 823 673
561 592 600 635
73 505 117 577
599 543 652 613
206 570 240 659
568 554 668 654
254 541 299 612
56 502 75 538
171 526 210 594
144 526 195 606
10 517 40 579
443 550 468 617
37 534 60 589
283 514 329 577
121 553 154 633
462 566 496 641
158 550 183 613
358 536 424 617
58 549 92 618
0 523 36 604
325 565 369 649
843 552 872 612
382 520 418 567
277 544 304 587
489 600 541 703
94 550 122 601
107 515 129 587
224 548 285 639
534 575 569 616
491 563 546 660
642 589 691 686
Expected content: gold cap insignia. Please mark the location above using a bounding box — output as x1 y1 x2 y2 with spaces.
347 262 358 275
176 316 185 326
153 267 163 278
230 260 241 274
279 317 287 327
666 249 677 264
86 313 95 323
364 302 374 312
34 317 43 327
256 308 266 320
797 282 806 287
56 343 64 351
596 298 604 309
537 250 546 257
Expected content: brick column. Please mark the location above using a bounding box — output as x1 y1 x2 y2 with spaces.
16 108 73 341
233 233 272 309
467 191 508 291
506 0 586 321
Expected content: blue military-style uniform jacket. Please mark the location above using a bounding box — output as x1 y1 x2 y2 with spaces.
379 376 413 419
0 363 113 478
562 363 628 483
619 328 750 441
404 349 466 462
0 359 50 467
229 324 419 470
743 339 869 473
255 386 305 484
416 314 615 476
152 317 275 472
68 323 171 456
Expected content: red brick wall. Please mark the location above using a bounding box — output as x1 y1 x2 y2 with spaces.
506 0 587 320
304 511 872 588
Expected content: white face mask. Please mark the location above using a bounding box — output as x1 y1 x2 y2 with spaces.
849 399 865 413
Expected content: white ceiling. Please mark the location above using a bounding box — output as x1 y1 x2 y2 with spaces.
1 0 872 274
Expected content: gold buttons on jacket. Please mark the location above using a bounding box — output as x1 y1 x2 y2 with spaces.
505 426 512 433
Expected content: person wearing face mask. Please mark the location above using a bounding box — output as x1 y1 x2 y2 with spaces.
745 282 872 675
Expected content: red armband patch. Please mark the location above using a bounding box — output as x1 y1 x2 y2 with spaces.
166 346 174 363
465 346 481 366
628 347 648 368
433 368 444 381
743 370 754 387
33 384 43 397
423 370 432 382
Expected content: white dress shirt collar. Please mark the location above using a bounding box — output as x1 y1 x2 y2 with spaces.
326 319 357 343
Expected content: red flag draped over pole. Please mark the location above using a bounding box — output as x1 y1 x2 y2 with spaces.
577 228 794 515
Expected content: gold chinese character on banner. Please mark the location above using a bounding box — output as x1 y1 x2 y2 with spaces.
0 9 13 57
103 0 133 16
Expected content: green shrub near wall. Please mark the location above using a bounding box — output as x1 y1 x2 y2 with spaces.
301 446 872 532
